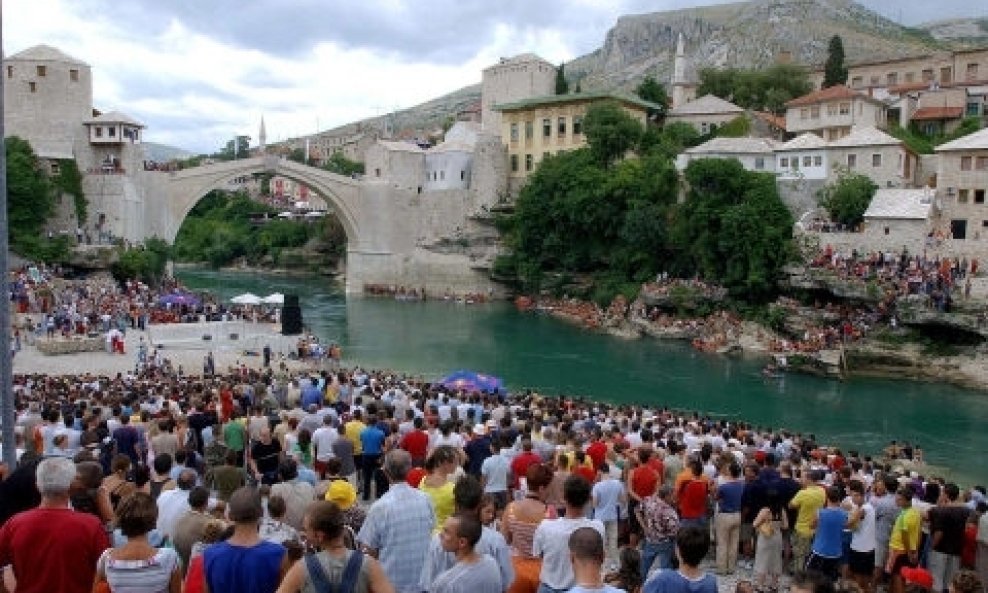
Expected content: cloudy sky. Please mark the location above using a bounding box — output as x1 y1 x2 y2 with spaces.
5 0 981 153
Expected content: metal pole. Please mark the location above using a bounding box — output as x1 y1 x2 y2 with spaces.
0 2 17 468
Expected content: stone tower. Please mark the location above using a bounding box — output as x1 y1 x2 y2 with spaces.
3 44 93 159
259 116 267 153
671 33 688 110
480 53 557 135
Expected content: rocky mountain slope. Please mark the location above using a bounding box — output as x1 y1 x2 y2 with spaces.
917 18 988 46
333 0 973 137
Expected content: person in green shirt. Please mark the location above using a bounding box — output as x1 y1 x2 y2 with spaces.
789 470 826 571
223 413 247 467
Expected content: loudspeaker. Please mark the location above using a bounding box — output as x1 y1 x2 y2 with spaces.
282 293 303 335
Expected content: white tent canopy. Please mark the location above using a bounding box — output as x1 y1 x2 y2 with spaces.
231 293 262 305
262 293 285 304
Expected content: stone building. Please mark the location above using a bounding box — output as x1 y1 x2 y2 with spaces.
480 54 557 134
862 188 934 241
493 92 660 191
775 133 829 181
425 122 479 191
665 94 745 135
3 45 92 163
812 47 988 92
676 137 778 173
824 126 918 188
785 85 887 141
935 127 988 243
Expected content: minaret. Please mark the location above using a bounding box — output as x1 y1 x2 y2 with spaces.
671 33 688 110
259 116 267 154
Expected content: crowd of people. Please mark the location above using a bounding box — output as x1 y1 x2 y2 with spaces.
0 363 986 593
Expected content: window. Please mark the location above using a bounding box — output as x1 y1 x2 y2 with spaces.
510 154 518 172
827 104 837 116
814 155 822 167
959 189 969 203
977 190 986 204
69 68 78 82
800 108 808 120
525 154 533 171
969 102 982 117
968 63 979 81
440 171 445 181
28 81 36 92
780 157 789 168
905 72 914 83
884 227 890 235
50 162 60 175
951 219 967 240
851 76 863 88
887 72 897 86
460 170 465 180
976 157 988 171
984 220 988 228
940 67 952 84
5 65 11 78
108 126 116 137
962 156 973 171
543 152 550 160
847 154 857 168
839 102 850 115
754 157 765 170
922 69 934 82
872 154 882 167
558 117 566 136
36 65 46 77
573 116 582 135
803 156 812 167
524 121 533 140
792 158 800 170
700 122 710 134
95 127 103 138
810 106 820 118
375 168 381 177
510 123 519 142
543 118 551 138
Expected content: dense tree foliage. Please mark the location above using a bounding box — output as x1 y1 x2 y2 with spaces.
889 117 983 155
823 35 848 88
496 108 795 303
697 64 812 113
111 238 171 286
173 191 344 268
5 137 70 262
555 63 569 95
323 151 365 176
634 76 669 118
583 102 643 168
818 172 877 228
52 159 86 223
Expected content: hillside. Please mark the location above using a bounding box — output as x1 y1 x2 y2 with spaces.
316 0 973 139
917 18 988 46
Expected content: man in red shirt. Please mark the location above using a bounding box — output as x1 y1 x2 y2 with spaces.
510 439 543 491
0 457 110 593
399 417 430 466
586 429 608 471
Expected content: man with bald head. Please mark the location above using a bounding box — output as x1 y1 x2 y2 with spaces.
249 426 282 485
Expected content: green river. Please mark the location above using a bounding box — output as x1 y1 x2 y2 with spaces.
175 268 987 485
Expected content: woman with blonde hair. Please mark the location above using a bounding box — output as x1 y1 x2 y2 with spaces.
418 445 460 531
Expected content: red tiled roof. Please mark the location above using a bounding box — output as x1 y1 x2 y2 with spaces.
888 82 935 94
754 111 787 131
911 106 964 121
786 84 870 107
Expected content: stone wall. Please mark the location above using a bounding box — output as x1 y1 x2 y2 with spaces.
778 177 827 219
36 336 105 355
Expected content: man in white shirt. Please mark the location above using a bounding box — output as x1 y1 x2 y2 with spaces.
480 436 511 510
312 415 338 479
533 474 605 593
156 470 197 540
591 462 626 571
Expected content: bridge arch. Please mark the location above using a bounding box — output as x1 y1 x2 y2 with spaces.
160 156 363 247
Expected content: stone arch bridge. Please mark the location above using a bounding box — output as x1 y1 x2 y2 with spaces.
135 155 497 295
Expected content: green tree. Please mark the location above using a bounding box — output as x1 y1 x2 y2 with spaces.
52 159 86 223
713 116 751 138
634 76 669 119
323 151 365 176
110 238 171 286
6 137 56 253
818 172 877 228
555 63 570 95
583 101 643 168
823 35 848 88
671 159 793 298
287 148 306 164
697 64 811 113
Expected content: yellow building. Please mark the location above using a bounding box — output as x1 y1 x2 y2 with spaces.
493 92 660 188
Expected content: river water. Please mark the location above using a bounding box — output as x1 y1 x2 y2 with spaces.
176 267 987 485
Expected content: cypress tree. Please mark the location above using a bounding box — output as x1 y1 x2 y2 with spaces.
823 35 848 88
555 63 570 95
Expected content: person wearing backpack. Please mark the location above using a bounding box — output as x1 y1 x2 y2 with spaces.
276 500 394 593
